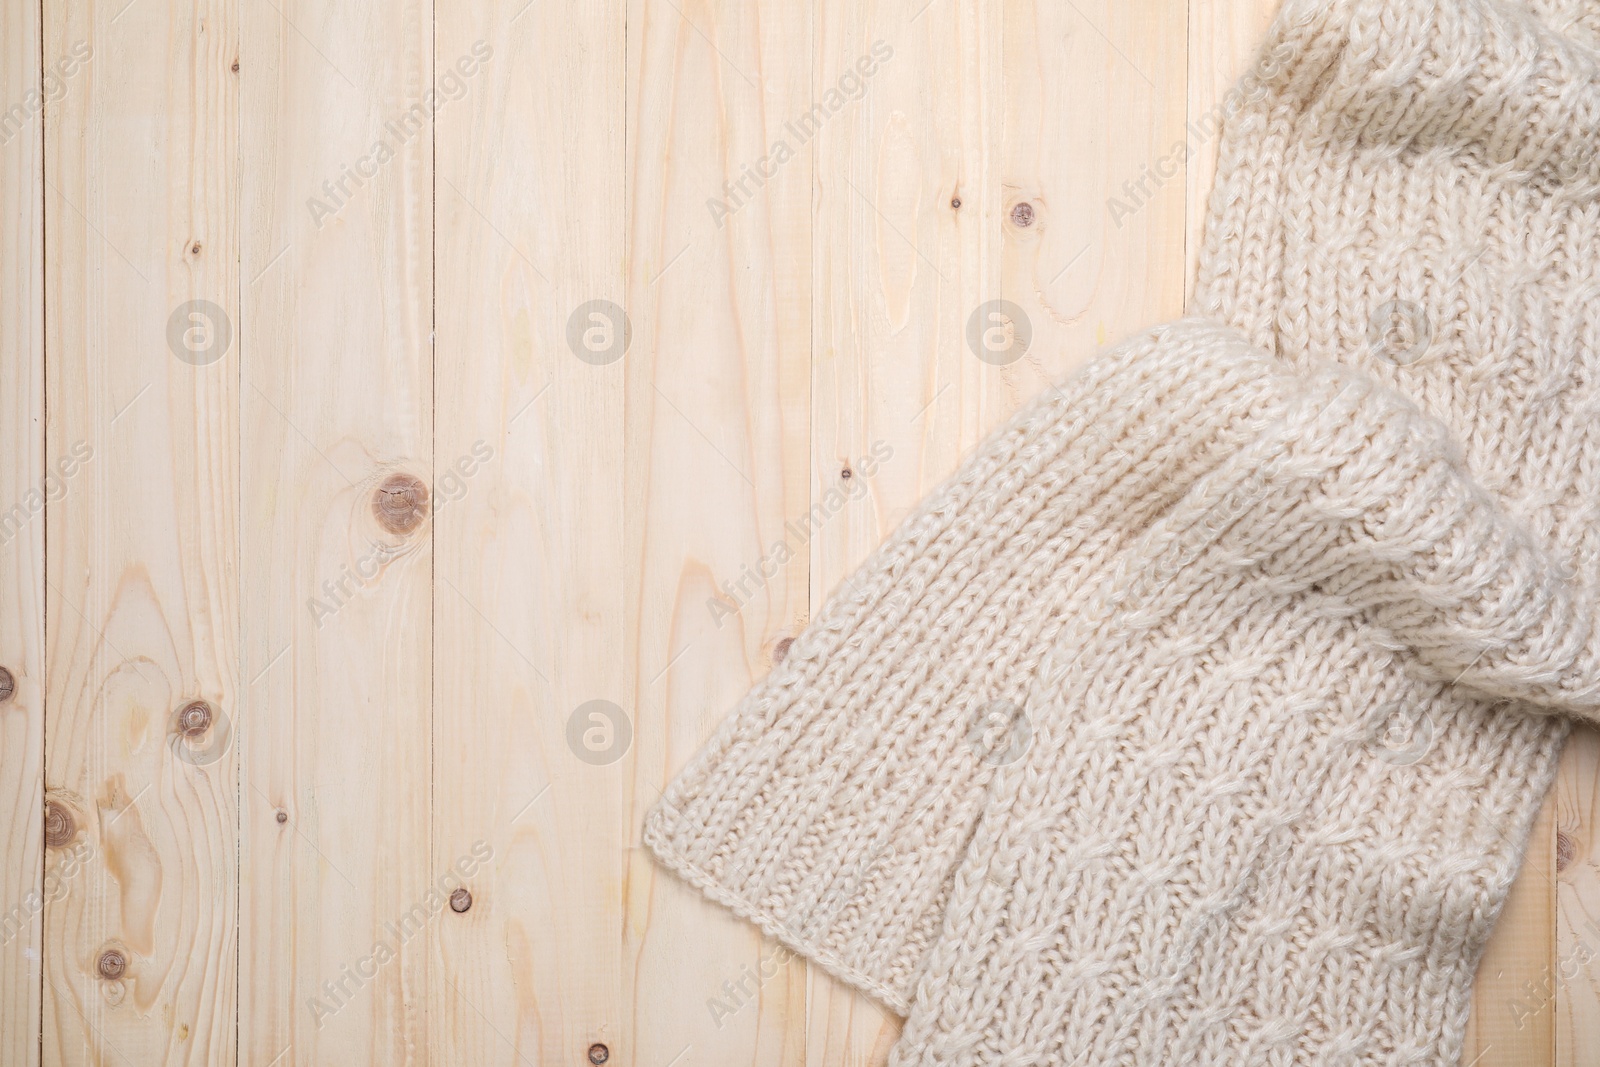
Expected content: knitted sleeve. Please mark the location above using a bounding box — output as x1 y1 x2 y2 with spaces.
643 319 1304 1012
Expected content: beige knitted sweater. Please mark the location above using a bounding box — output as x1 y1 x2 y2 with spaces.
646 0 1600 1063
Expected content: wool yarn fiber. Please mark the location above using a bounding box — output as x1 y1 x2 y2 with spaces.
646 0 1600 1062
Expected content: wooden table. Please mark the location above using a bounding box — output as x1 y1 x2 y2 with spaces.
1 0 1593 1063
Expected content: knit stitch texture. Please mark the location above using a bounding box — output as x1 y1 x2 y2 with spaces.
645 0 1600 1062
889 358 1580 1066
646 319 1297 1014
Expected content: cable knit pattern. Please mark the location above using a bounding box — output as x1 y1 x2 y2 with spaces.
1195 0 1600 566
645 320 1296 1011
890 365 1577 1066
884 0 1600 1062
646 0 1600 1062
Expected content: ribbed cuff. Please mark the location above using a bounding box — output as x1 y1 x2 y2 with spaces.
642 319 1309 1013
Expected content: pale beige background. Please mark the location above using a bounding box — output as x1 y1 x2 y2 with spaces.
0 0 1595 1064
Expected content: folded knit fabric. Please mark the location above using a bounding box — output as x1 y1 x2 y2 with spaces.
899 0 1600 1062
645 0 1600 1062
645 319 1299 1012
891 362 1588 1066
1192 0 1600 638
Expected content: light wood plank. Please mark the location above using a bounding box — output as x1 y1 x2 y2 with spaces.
42 0 239 1062
807 0 1001 1062
430 0 628 1062
1183 0 1277 297
624 0 815 1064
237 2 433 1063
1470 802 1558 1066
9 4 1587 1066
803 0 1188 1055
0 0 46 1061
1557 727 1600 1066
1007 0 1189 388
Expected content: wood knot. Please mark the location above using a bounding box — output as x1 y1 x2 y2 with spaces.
231 60 240 72
97 948 127 981
1009 201 1035 228
772 637 793 664
1556 829 1576 873
840 465 853 480
0 665 14 703
275 809 289 824
588 1044 610 1065
177 700 213 738
373 473 429 534
44 801 76 848
449 887 472 913
190 242 202 255
950 196 961 209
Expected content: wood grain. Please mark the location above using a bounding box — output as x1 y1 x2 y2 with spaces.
1184 0 1278 294
1557 727 1600 1067
806 2 998 1059
237 1 433 1063
430 0 627 1063
1009 0 1190 381
1 0 1590 1064
1470 800 1558 1067
0 0 46 1061
624 0 814 1065
42 0 239 1062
